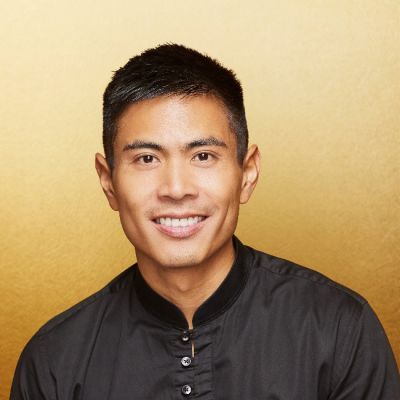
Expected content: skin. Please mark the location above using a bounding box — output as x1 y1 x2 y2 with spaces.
95 94 260 328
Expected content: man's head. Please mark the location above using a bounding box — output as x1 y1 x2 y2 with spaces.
96 44 259 273
102 44 248 170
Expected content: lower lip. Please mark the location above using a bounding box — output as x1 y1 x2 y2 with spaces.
153 218 207 239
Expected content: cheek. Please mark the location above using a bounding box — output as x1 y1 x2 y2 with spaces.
114 175 155 219
198 168 242 211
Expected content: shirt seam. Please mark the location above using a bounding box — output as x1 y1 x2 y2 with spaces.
257 262 367 306
328 302 367 396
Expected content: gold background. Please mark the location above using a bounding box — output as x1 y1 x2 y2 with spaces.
1 1 399 397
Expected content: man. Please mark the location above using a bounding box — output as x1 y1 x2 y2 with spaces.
11 44 399 399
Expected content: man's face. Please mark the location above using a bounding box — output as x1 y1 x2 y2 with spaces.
96 95 259 271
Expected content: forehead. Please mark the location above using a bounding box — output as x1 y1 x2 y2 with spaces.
114 95 236 150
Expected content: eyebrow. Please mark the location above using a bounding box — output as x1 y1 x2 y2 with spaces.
122 136 228 152
123 140 163 152
184 137 227 150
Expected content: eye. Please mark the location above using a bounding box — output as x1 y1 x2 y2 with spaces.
136 154 158 164
193 152 213 162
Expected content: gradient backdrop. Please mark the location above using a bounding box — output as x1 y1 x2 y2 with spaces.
1 1 399 397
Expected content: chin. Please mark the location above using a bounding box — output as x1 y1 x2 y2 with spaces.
158 252 203 269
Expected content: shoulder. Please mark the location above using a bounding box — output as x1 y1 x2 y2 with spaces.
242 244 398 390
11 266 136 398
244 243 367 320
244 244 400 395
34 265 135 338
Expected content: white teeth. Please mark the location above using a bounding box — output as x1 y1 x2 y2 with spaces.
156 216 205 227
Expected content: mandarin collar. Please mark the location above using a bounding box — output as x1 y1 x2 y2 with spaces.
133 236 252 329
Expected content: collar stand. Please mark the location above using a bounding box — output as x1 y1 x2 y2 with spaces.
133 236 252 329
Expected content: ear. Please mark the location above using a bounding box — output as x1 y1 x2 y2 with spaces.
240 144 260 204
95 153 119 211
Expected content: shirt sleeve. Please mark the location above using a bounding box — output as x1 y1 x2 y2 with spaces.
10 334 55 400
329 302 400 399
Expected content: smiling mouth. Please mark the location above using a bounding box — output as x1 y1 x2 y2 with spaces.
155 216 206 227
153 215 208 238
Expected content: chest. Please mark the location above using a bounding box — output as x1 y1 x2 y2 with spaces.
63 320 332 400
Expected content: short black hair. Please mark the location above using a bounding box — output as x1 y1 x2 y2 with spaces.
103 44 248 168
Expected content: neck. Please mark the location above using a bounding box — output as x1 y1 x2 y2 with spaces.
136 239 235 329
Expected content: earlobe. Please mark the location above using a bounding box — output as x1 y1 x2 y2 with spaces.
95 153 119 211
240 145 260 204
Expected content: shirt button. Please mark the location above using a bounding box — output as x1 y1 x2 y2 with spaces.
181 331 190 343
181 384 192 396
181 356 192 367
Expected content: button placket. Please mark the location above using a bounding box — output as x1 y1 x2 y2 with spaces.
172 329 196 397
180 329 193 369
186 325 214 399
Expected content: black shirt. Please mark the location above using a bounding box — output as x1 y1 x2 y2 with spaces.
11 237 400 399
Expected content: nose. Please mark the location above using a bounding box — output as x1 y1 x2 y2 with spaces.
157 160 198 200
